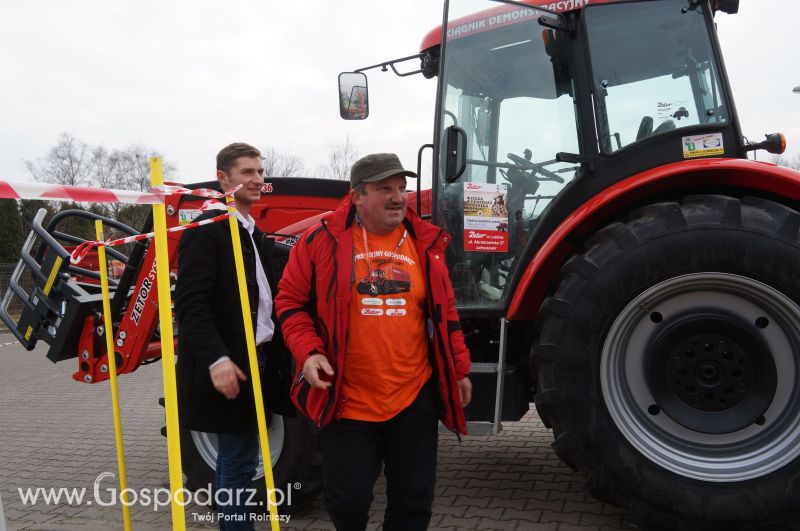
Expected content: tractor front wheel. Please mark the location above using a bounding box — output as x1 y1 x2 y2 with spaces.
533 195 800 529
180 413 322 515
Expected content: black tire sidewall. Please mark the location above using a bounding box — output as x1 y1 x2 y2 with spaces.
540 202 800 528
180 414 321 515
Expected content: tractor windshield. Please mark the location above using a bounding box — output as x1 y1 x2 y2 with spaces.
436 0 579 309
584 0 728 153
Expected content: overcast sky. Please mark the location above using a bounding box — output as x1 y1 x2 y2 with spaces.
1 1 798 186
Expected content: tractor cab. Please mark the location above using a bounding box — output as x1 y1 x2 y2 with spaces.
432 0 738 311
342 0 742 312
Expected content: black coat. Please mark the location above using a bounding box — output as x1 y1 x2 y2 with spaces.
175 210 294 434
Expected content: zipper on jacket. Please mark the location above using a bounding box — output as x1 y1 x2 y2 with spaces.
423 229 461 435
322 221 338 304
318 220 339 425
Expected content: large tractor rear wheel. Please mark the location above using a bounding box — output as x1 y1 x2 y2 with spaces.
533 195 800 529
181 413 322 515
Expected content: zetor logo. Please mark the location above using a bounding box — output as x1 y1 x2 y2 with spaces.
465 183 483 190
130 261 157 325
261 183 274 193
361 308 384 316
469 231 488 238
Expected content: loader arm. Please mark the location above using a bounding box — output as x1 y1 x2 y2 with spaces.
1 177 350 384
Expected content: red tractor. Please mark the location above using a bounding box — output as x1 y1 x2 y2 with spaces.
5 0 800 528
341 0 800 528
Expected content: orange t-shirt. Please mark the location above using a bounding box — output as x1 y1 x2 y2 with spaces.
340 223 433 421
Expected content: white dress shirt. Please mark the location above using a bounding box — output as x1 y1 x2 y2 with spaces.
209 211 274 369
235 210 275 345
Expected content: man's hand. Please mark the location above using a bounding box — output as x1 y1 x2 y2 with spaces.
210 359 247 399
303 353 334 390
457 377 472 408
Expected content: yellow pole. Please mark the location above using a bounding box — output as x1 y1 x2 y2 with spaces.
95 220 132 531
150 157 186 530
225 195 280 530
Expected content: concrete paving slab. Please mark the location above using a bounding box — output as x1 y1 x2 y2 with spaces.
0 340 630 530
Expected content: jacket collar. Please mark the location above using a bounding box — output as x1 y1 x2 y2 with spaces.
322 195 446 249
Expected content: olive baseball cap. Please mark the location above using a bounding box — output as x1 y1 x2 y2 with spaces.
350 153 417 188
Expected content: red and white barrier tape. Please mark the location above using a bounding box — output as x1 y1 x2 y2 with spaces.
70 210 233 264
152 185 237 202
68 186 242 265
0 180 237 205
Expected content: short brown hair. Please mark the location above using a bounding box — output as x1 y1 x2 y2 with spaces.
216 143 261 174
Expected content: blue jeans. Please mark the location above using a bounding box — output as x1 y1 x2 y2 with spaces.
216 430 259 531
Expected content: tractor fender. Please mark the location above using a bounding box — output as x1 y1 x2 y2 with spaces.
507 158 800 320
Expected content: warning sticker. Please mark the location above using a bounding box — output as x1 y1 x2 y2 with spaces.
682 133 724 159
178 209 202 226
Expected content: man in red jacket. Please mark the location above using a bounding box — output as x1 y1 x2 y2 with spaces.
275 153 472 531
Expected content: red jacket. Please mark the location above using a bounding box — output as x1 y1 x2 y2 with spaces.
275 197 470 434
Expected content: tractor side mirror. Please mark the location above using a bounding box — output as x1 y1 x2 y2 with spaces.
338 72 369 120
717 0 739 14
445 125 467 182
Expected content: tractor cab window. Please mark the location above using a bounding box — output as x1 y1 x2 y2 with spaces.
437 0 579 309
584 0 728 153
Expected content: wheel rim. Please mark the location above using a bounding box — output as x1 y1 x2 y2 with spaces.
601 273 800 482
190 414 285 479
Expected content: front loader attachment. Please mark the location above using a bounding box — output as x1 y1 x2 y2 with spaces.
1 178 349 382
0 208 143 364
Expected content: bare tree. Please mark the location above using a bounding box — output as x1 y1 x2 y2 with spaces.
107 144 177 230
25 132 93 186
771 153 800 171
23 134 177 230
111 144 177 192
86 146 121 218
317 134 360 181
25 134 177 191
261 146 306 178
91 146 121 190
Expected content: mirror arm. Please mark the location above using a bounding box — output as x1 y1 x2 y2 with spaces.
538 12 574 32
355 53 428 78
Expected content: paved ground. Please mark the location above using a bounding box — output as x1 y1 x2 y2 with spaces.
0 337 632 531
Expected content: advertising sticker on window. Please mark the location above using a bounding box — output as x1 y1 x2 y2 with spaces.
682 132 724 158
463 182 509 252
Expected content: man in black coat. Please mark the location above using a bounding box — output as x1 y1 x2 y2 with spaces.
175 142 291 530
